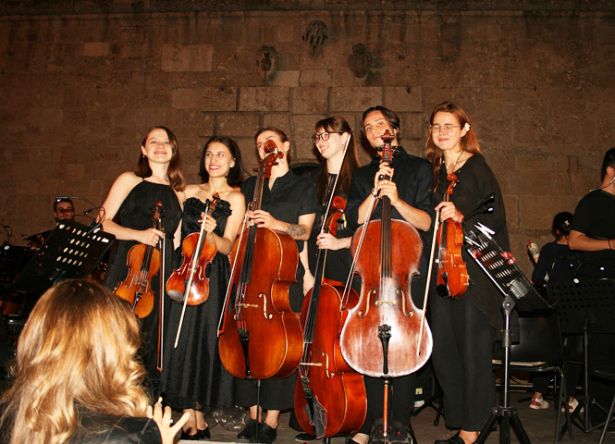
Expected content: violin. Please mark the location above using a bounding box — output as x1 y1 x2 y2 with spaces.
435 173 469 298
114 201 163 318
340 131 432 378
326 195 347 237
217 141 302 380
166 195 220 306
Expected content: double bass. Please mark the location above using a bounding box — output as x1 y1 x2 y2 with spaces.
217 141 302 380
114 201 162 318
294 181 366 437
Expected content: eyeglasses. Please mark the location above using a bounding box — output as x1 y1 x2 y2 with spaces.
57 208 74 213
430 123 460 134
311 132 343 143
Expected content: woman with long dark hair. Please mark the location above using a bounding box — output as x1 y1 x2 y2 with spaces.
161 136 246 440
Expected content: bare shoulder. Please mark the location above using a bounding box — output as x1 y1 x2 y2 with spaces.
183 184 202 199
227 189 246 208
113 171 142 189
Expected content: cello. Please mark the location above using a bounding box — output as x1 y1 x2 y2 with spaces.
294 166 366 438
340 132 432 377
114 201 162 318
217 141 302 380
435 173 469 298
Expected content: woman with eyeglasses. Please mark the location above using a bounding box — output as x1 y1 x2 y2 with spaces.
101 126 185 391
425 101 509 444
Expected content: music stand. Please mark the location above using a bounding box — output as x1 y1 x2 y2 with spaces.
465 223 549 444
547 279 615 435
12 221 114 294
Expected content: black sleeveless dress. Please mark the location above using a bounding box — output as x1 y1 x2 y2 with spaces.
104 180 182 381
160 197 235 411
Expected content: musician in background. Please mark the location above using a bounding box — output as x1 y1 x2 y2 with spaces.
568 146 615 420
161 136 245 440
569 147 615 279
528 211 581 411
101 126 185 389
235 127 318 444
425 101 509 444
345 106 433 444
54 197 75 222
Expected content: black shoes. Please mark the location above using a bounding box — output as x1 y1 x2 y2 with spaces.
236 419 277 443
255 423 277 443
237 419 258 441
181 426 210 440
295 432 316 442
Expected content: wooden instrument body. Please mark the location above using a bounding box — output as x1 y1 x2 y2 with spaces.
115 243 159 318
218 226 302 380
166 230 217 305
294 280 366 438
340 219 432 377
436 173 469 298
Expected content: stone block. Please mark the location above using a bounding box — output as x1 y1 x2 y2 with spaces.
330 87 382 112
399 113 425 140
216 112 260 137
161 44 213 72
239 87 290 112
28 108 63 128
263 113 291 132
202 87 237 111
292 87 328 114
384 86 422 113
270 71 300 88
291 114 326 161
82 42 110 57
299 69 331 87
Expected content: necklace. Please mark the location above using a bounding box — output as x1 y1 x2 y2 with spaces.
446 150 464 174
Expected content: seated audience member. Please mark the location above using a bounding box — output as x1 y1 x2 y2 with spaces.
0 279 187 444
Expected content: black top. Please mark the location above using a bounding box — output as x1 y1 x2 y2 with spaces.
240 170 319 311
531 242 583 285
346 147 435 281
571 189 615 279
307 172 354 283
434 153 510 330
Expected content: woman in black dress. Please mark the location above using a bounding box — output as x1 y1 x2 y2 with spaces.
102 126 185 387
161 136 246 439
425 101 509 444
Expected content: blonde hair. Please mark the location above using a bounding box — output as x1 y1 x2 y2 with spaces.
0 279 150 444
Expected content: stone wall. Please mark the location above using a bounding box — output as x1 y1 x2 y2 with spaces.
1 1 615 273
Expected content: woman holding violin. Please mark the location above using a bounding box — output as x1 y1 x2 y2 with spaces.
345 106 434 444
102 126 185 385
160 136 246 440
234 127 318 444
304 115 359 287
425 101 509 444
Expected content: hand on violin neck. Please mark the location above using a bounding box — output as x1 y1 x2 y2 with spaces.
136 227 164 246
435 201 464 223
200 213 218 233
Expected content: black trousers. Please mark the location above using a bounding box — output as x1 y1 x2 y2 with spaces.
430 293 496 431
235 373 295 411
